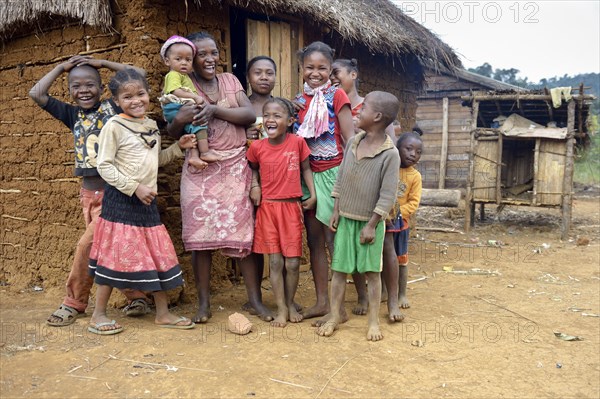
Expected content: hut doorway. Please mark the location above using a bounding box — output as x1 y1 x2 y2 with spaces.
230 8 302 99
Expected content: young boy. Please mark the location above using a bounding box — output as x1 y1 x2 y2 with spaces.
316 91 400 341
29 55 151 327
391 132 423 308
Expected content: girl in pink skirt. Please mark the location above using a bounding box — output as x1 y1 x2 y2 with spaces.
88 69 196 335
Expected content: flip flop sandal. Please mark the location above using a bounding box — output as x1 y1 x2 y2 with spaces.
157 316 195 329
47 304 84 327
124 298 150 317
88 320 124 335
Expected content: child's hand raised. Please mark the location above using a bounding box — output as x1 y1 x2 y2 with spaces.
135 184 157 206
302 196 316 211
177 134 197 150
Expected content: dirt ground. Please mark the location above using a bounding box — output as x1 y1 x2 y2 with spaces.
1 194 599 399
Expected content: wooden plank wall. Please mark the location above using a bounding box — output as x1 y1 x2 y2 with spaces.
246 20 296 98
416 97 472 188
537 140 567 206
472 139 499 202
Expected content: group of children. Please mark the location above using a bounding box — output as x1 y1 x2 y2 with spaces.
30 36 422 340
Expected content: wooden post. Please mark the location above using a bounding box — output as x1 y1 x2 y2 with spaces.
532 139 540 205
496 133 503 205
439 97 449 189
561 100 576 240
465 100 478 232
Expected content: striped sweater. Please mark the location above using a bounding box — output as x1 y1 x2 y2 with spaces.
331 132 400 221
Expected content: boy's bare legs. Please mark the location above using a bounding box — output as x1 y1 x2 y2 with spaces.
316 271 347 337
399 264 410 308
241 252 264 313
382 233 404 322
366 272 383 341
269 253 287 327
301 212 329 319
284 257 303 323
153 291 192 326
352 272 368 315
191 250 212 323
89 285 121 332
239 255 274 322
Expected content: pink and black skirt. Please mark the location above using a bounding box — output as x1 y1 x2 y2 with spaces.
89 185 183 292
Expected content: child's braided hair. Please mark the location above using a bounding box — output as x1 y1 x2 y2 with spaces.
108 68 149 97
263 97 296 132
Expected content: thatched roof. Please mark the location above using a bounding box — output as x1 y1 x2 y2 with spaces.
0 0 112 40
0 0 460 70
224 0 461 70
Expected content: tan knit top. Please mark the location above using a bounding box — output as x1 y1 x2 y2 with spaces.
332 132 400 221
97 114 183 197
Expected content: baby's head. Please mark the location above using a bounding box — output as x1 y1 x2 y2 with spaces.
160 35 196 74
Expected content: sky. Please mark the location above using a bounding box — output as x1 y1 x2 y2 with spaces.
391 0 600 83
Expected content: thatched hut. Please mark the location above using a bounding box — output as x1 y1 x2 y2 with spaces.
416 68 526 189
461 88 594 239
0 0 459 290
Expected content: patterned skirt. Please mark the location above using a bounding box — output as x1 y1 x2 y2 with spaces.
89 185 183 292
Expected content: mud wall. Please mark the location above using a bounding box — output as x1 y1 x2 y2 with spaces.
0 0 234 298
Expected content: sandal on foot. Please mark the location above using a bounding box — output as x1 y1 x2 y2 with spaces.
157 316 195 330
88 320 124 335
47 304 84 327
124 298 150 317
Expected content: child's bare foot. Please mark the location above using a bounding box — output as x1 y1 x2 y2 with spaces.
388 305 405 323
192 307 212 323
367 324 384 341
271 309 288 327
399 296 410 309
316 320 339 337
188 157 208 171
200 150 223 163
311 310 349 327
288 306 303 323
301 303 329 319
251 302 274 322
352 299 368 315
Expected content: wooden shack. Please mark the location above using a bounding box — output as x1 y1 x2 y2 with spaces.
416 69 526 189
462 89 594 239
0 0 459 289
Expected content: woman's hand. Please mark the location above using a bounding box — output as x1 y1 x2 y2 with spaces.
291 99 305 112
194 103 217 126
135 184 156 206
177 104 203 125
246 125 260 140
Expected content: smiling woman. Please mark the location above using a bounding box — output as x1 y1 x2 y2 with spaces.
167 31 275 325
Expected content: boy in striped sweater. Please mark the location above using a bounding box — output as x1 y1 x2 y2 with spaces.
315 91 400 341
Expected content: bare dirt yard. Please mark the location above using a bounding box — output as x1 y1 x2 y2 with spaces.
1 194 599 398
